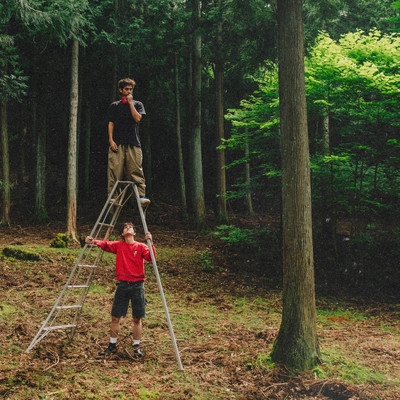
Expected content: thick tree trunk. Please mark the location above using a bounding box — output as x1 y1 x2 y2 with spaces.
271 0 320 370
190 0 206 229
1 101 11 226
67 39 79 241
215 16 228 223
175 53 188 218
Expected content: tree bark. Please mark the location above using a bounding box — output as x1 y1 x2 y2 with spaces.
244 138 254 216
83 100 91 198
175 53 188 218
190 0 206 229
1 101 11 226
34 98 48 223
215 10 228 223
67 39 79 241
271 0 320 370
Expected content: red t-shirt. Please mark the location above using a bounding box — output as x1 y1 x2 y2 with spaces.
94 240 156 281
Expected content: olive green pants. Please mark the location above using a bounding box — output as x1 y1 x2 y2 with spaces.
107 145 146 197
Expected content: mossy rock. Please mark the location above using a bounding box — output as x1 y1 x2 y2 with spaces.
2 246 41 261
50 233 69 248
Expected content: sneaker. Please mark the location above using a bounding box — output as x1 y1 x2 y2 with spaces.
99 343 117 356
133 344 144 357
140 196 151 207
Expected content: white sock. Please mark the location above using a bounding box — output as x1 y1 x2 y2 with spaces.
133 340 140 346
110 337 117 344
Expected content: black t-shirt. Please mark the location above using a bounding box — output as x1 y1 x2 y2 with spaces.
106 100 146 147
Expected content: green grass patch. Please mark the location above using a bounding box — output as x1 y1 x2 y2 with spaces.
246 351 275 371
315 347 396 385
88 285 108 295
0 302 17 320
317 307 368 323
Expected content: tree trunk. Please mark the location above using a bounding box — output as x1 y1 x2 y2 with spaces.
1 101 11 226
271 0 320 370
215 13 228 223
67 39 79 241
321 110 329 155
110 0 120 103
34 99 48 223
244 138 254 216
190 0 206 229
175 53 188 218
17 126 27 206
83 100 91 198
144 118 152 195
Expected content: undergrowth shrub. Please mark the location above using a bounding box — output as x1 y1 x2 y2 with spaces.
213 225 281 278
199 250 214 272
50 233 68 248
314 226 400 299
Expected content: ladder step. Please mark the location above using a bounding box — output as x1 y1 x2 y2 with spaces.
78 264 97 268
43 324 77 331
56 305 82 310
98 223 114 228
67 285 89 289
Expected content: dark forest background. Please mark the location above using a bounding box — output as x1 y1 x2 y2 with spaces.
1 0 400 299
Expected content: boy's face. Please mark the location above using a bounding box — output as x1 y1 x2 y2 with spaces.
122 223 135 237
119 85 133 98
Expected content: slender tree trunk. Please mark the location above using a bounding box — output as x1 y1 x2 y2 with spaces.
83 100 91 197
1 101 11 226
215 14 228 223
67 39 79 241
244 138 254 216
321 108 338 260
18 126 27 203
190 0 206 229
110 0 120 103
144 118 152 195
34 98 48 223
271 0 320 370
175 53 188 218
321 110 329 155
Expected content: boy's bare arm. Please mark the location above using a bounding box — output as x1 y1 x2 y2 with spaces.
126 94 142 123
108 122 118 152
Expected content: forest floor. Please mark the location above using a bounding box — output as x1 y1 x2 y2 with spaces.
0 202 399 399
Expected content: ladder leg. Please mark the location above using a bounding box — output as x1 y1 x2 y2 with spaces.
132 183 184 371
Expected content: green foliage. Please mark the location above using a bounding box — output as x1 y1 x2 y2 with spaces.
246 352 275 371
213 224 282 277
50 233 69 248
213 225 258 246
226 30 400 219
199 250 214 272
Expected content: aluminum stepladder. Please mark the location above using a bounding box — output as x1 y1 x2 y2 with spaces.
26 180 184 371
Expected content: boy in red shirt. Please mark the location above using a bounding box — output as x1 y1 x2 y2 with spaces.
85 222 155 356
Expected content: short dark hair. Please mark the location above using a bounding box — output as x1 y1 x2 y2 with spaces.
121 222 136 235
118 78 136 90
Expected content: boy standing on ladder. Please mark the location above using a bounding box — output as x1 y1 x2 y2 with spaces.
107 77 150 207
85 222 155 356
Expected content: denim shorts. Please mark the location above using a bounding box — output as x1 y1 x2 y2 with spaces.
111 280 146 318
